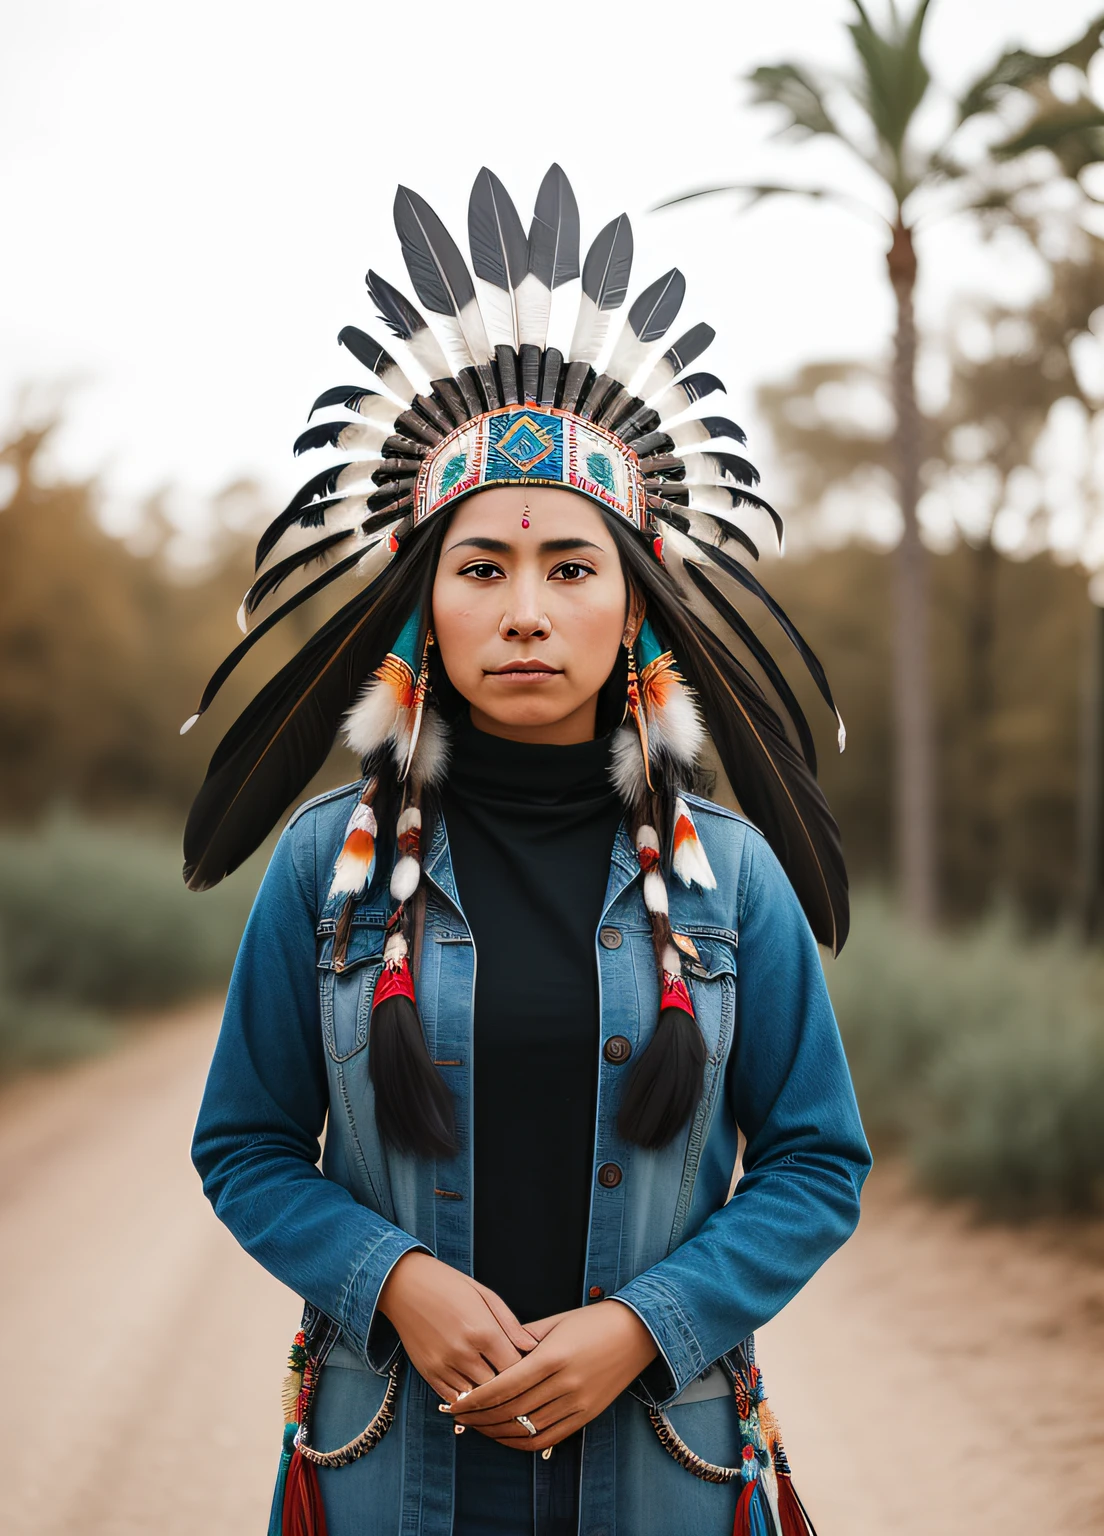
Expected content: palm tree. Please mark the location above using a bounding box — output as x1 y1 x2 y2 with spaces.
660 1 1104 926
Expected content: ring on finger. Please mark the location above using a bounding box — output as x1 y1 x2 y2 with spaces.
516 1414 538 1437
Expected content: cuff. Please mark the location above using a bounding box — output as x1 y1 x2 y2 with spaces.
610 1276 708 1407
340 1228 433 1375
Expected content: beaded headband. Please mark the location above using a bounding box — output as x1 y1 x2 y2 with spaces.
414 407 647 529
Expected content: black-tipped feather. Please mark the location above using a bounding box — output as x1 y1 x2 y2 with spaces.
241 528 360 620
627 269 686 344
527 163 580 300
182 580 394 891
699 415 747 446
468 166 527 297
581 216 633 308
394 186 479 318
186 546 374 736
366 271 423 340
337 327 403 383
700 449 761 487
682 561 818 772
687 535 841 725
256 463 360 569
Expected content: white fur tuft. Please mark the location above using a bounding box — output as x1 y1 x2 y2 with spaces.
635 824 660 854
661 943 682 976
383 931 408 965
609 725 646 804
643 869 669 915
390 853 421 903
396 806 421 837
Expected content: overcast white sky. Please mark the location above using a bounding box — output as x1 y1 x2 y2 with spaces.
3 0 1103 533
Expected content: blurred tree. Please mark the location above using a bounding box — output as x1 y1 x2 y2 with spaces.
660 1 1104 927
755 230 1104 916
0 420 354 833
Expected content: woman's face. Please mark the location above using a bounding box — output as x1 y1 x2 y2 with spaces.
431 484 628 744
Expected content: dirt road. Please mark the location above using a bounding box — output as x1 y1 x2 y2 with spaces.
3 1008 1103 1535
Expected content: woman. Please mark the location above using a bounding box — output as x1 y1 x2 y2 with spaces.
187 166 870 1536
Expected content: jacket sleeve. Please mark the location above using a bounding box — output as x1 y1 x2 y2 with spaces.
190 812 430 1371
611 826 872 1405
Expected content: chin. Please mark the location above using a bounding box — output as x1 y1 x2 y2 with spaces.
475 693 578 730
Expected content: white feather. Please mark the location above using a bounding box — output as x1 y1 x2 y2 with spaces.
458 295 493 365
661 526 708 569
474 275 517 350
515 271 551 351
605 327 652 395
673 796 717 890
430 310 477 374
647 683 706 769
390 853 421 903
327 804 378 898
410 708 451 787
376 360 416 404
643 869 669 915
334 420 390 455
348 393 402 428
684 486 731 514
640 355 678 402
568 294 612 367
661 943 683 976
341 673 407 759
404 323 451 385
396 806 421 837
836 711 847 752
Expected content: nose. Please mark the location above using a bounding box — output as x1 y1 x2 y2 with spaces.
499 605 551 640
499 579 551 641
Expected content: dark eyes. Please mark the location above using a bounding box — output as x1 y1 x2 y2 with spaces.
458 561 595 582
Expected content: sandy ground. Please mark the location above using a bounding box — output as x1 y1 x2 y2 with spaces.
2 1007 1103 1536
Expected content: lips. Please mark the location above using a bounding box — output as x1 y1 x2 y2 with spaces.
486 661 561 678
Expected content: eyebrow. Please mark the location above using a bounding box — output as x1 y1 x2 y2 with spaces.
445 536 606 555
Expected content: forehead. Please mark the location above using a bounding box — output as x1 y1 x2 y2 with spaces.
444 485 617 545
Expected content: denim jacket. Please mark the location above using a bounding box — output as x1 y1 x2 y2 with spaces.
191 779 871 1535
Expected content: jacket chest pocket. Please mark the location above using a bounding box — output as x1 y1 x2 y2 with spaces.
680 928 738 1064
316 920 387 1063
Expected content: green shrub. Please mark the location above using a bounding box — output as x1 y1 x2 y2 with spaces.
0 811 265 1071
827 890 1104 1218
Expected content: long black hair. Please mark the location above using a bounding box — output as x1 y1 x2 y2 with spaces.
352 504 844 1156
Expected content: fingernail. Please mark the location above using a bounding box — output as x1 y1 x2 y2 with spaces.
454 1423 465 1435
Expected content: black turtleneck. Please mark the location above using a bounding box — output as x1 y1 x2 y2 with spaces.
440 710 625 1325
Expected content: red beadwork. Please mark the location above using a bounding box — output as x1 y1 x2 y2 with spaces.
637 846 660 873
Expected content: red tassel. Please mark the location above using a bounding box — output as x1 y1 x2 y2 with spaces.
776 1474 817 1536
282 1449 328 1536
731 1476 757 1536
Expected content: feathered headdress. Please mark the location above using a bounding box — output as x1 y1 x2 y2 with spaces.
181 163 848 1156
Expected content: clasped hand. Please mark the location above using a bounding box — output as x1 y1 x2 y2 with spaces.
377 1252 657 1452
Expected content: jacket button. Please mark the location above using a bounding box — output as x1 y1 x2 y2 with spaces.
603 1034 632 1064
597 1162 623 1189
599 927 623 949
588 1285 605 1300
